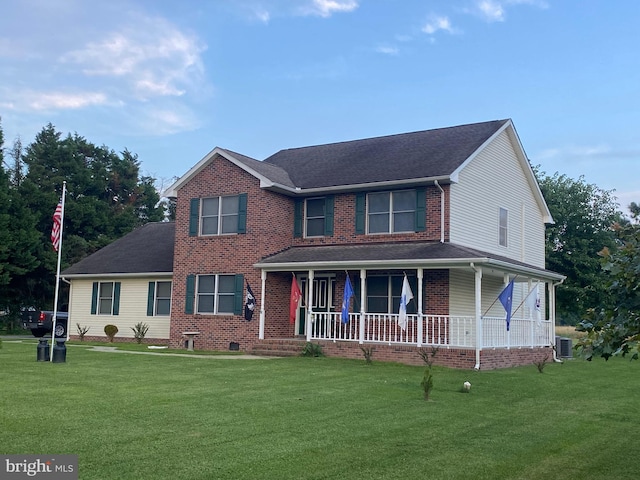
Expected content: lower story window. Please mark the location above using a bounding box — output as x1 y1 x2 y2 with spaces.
197 274 236 314
366 275 417 314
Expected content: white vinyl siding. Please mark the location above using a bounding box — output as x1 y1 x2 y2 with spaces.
449 270 547 319
449 129 546 268
68 277 171 340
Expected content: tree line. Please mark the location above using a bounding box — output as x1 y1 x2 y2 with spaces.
0 120 167 331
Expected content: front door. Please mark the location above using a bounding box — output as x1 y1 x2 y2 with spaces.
297 276 334 336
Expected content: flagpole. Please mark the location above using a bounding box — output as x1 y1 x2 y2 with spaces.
50 182 66 361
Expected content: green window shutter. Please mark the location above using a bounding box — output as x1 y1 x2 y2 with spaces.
237 193 248 234
91 282 98 315
147 282 155 316
324 195 335 236
113 282 121 316
355 193 366 235
415 188 426 232
185 275 195 314
189 198 200 236
294 200 303 238
234 274 244 315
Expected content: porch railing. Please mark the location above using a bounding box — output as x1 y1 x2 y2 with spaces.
308 312 552 349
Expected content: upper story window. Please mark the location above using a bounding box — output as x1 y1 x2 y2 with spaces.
148 281 172 316
368 190 417 234
499 207 508 247
294 196 334 238
189 194 247 237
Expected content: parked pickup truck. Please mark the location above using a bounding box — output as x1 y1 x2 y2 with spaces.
21 310 68 338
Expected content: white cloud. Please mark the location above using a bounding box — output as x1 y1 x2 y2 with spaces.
0 90 110 112
376 45 399 55
469 0 548 22
422 15 458 35
300 0 359 18
62 16 206 101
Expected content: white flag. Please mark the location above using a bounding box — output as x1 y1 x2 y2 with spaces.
525 283 541 325
398 274 414 331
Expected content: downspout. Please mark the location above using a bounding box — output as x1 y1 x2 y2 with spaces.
551 277 566 363
434 180 445 243
471 262 482 370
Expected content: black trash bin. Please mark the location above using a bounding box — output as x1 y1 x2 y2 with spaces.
52 340 66 363
37 338 50 362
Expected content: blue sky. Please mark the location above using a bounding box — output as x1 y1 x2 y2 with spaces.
1 0 638 211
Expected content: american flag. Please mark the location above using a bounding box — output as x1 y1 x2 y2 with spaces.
51 201 62 251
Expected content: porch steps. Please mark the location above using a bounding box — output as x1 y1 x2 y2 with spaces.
251 339 306 357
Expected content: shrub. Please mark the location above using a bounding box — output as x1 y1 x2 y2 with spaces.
301 342 323 357
131 322 149 344
104 324 118 342
76 323 90 341
418 347 439 401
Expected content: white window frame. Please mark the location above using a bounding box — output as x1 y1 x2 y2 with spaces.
365 275 417 314
196 274 236 315
98 282 114 315
367 190 416 234
200 195 240 236
153 281 172 316
499 207 508 247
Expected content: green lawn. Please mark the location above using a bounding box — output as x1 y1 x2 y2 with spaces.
1 340 638 480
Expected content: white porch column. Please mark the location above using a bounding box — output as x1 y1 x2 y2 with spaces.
549 280 558 361
359 268 366 345
306 269 314 342
473 264 483 370
417 268 424 347
259 269 266 340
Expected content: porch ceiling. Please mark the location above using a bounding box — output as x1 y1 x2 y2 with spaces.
254 241 565 281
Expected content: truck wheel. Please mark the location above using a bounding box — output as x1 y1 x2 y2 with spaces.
54 322 67 338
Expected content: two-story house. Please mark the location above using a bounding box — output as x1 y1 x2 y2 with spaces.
63 119 564 369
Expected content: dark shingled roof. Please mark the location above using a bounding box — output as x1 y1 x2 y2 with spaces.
219 148 295 188
62 222 175 276
256 241 561 279
263 120 509 189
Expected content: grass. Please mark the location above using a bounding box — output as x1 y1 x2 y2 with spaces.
1 340 638 480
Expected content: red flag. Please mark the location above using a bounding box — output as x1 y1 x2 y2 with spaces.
290 275 302 324
51 202 62 252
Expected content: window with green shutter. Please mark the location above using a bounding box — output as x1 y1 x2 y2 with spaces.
190 194 247 236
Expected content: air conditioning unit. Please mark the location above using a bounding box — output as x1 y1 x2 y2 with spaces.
555 336 572 358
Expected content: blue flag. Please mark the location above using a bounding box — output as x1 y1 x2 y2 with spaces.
341 275 354 324
498 279 515 331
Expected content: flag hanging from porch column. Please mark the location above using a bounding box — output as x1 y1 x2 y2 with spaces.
290 274 302 324
525 283 541 326
498 278 515 331
341 275 354 324
244 282 256 321
398 274 414 331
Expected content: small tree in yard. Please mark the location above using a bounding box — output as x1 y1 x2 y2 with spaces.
418 347 438 400
576 222 640 360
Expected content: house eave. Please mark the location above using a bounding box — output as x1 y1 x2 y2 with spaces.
263 175 455 196
62 272 173 280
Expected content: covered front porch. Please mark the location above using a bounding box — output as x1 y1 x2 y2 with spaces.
254 242 565 369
